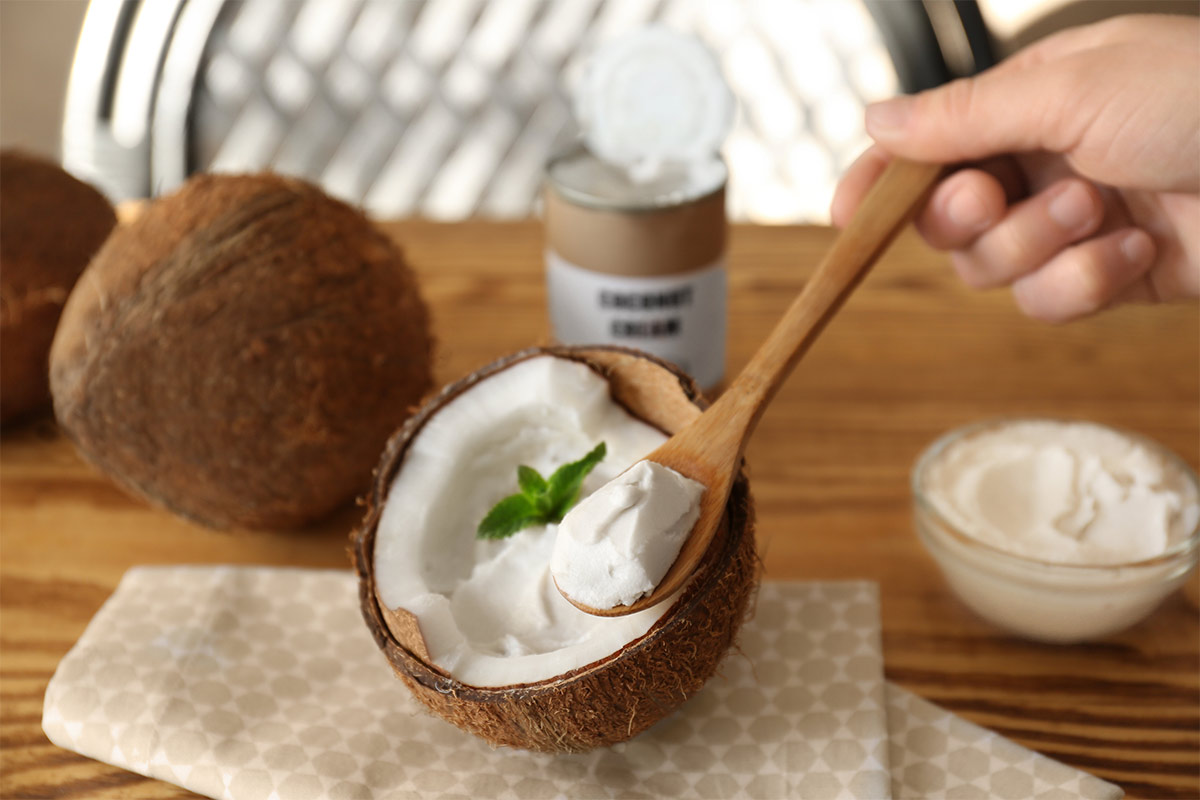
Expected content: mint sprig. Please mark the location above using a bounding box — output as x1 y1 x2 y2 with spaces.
476 442 607 540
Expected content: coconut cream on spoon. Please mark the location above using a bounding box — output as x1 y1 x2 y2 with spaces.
551 460 706 609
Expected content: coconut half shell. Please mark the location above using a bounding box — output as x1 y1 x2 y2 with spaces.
353 346 758 753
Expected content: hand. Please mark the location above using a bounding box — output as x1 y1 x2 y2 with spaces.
831 14 1200 322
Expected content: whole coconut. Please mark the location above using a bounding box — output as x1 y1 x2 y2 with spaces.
50 173 434 529
0 151 117 425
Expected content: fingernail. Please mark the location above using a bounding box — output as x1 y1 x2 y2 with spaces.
946 186 991 232
1048 182 1096 232
1120 230 1154 265
865 97 912 136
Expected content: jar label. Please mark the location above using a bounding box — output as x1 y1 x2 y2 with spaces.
546 250 726 389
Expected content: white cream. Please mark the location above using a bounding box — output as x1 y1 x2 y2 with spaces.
374 356 678 687
925 420 1199 565
551 460 706 610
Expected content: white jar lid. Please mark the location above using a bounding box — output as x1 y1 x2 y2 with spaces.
574 26 734 179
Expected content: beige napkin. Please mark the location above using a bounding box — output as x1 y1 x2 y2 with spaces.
42 567 1121 800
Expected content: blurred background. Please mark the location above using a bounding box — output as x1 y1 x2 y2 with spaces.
2 0 1196 224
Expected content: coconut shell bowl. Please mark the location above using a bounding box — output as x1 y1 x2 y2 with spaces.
352 346 758 753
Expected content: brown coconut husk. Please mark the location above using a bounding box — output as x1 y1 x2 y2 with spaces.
353 346 759 753
50 173 433 529
0 151 116 425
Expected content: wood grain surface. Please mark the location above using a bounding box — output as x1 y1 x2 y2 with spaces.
2 221 1197 799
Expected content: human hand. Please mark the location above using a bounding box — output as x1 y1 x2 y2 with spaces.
831 14 1199 322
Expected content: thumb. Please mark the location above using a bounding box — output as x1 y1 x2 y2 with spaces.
864 67 1078 163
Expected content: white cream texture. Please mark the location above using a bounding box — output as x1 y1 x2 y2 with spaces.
551 460 705 609
374 357 676 687
925 420 1199 564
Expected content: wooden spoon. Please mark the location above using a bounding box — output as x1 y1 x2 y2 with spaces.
560 157 944 616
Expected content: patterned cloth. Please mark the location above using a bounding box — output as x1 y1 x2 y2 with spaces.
42 567 1121 800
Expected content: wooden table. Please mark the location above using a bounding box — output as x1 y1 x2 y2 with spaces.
2 221 1197 799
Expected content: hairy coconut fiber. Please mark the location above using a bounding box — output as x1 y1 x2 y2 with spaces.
50 173 433 529
0 151 116 425
354 346 759 753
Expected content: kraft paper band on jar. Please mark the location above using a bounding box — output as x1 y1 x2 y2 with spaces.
544 149 728 390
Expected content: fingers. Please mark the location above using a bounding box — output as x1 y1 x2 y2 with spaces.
914 169 1008 249
1012 228 1157 322
832 149 1027 235
863 63 1081 163
949 178 1105 289
831 149 1166 322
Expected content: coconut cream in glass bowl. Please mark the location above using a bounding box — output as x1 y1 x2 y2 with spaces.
912 419 1200 642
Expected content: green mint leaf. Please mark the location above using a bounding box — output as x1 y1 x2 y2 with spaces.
517 465 547 497
475 443 608 540
476 493 540 540
545 442 607 521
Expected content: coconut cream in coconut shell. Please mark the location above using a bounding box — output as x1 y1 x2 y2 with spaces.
354 347 757 753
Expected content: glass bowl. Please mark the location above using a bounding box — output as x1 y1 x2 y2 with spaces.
912 419 1200 643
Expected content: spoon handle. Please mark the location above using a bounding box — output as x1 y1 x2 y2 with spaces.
698 158 944 447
